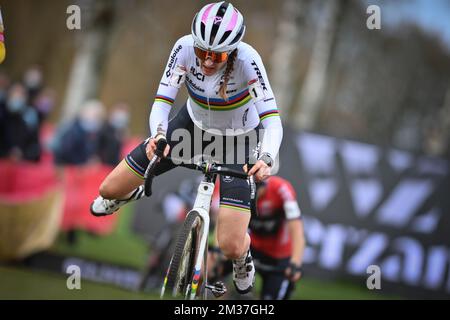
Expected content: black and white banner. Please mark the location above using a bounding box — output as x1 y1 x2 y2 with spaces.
279 129 450 298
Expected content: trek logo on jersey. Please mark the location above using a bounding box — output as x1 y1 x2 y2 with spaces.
190 66 205 82
165 45 183 77
251 61 268 90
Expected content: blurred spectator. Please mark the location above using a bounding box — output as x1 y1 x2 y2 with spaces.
1 82 41 161
97 103 130 166
22 66 43 106
0 72 11 157
33 88 56 125
0 68 54 162
53 100 106 165
0 72 8 103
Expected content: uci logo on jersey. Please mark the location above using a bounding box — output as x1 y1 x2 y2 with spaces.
190 66 205 82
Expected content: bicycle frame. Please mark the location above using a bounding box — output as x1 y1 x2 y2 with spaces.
186 179 215 299
147 140 254 299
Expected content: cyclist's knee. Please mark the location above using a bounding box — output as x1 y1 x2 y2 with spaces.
218 240 246 260
99 181 121 200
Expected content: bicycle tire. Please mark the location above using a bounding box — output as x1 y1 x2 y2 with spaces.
139 223 182 292
161 211 202 299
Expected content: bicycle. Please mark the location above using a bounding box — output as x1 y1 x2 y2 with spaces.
143 139 256 300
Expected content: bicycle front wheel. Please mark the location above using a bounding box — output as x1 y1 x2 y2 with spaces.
161 211 203 299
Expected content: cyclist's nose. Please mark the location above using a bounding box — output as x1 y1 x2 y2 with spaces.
204 58 214 67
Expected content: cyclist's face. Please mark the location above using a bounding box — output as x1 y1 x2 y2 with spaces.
194 46 228 76
200 57 227 76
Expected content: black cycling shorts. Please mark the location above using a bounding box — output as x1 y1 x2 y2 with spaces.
125 104 261 213
252 248 295 300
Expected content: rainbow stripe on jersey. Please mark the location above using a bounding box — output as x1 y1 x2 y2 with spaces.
187 84 252 111
259 109 279 122
154 95 175 106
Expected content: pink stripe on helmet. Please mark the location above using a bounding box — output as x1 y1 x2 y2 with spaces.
226 9 238 31
201 3 215 24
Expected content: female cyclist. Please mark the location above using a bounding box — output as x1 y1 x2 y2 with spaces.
90 1 283 295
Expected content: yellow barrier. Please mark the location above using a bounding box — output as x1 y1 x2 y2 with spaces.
0 189 64 261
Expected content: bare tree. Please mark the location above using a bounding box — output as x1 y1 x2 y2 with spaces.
269 0 306 116
293 0 343 130
424 86 450 156
61 0 118 122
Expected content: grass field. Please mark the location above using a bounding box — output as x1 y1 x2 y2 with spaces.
0 204 398 300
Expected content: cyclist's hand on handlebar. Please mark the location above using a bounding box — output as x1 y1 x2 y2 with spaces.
244 160 271 182
145 135 170 160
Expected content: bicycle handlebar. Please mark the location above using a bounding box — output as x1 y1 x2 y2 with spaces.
167 158 250 180
143 137 255 197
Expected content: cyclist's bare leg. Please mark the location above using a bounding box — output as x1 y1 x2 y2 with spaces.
216 207 251 260
99 159 143 200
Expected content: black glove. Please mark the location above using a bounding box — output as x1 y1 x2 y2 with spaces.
285 262 302 282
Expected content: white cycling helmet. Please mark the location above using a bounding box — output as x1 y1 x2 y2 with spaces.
191 1 246 53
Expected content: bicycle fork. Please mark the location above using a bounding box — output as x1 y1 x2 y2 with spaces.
188 180 227 299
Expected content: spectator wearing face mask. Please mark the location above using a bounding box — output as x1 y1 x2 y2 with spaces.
2 83 40 162
22 66 43 106
97 103 130 166
33 88 55 126
0 72 11 157
53 100 106 165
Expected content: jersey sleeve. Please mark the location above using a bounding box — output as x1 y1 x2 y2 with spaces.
243 49 283 160
272 178 302 220
149 37 189 137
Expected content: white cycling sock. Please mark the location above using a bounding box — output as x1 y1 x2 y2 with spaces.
122 185 145 202
234 249 249 265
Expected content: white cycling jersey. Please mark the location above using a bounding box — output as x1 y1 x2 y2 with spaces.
149 35 283 159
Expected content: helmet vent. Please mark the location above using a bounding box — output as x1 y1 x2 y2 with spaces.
200 22 206 41
229 24 245 45
210 2 229 46
218 31 231 45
